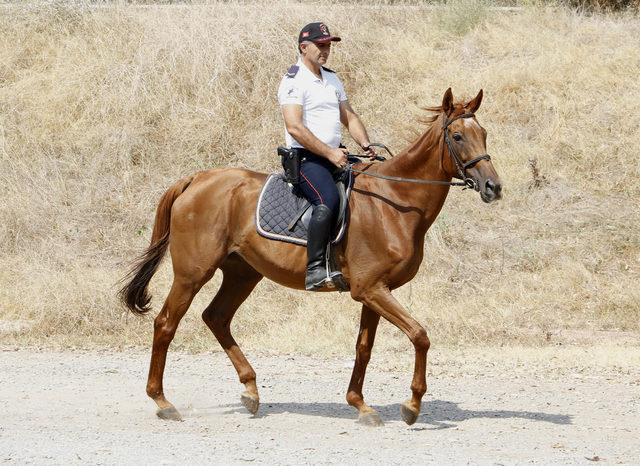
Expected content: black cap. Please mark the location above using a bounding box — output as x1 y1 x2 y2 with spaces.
298 22 341 44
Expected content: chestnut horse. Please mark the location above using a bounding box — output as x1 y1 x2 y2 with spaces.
120 88 502 426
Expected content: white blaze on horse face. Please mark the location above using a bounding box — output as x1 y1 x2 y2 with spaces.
463 118 480 129
463 118 484 148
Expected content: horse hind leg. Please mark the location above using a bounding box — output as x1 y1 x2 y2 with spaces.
201 255 263 415
146 275 205 421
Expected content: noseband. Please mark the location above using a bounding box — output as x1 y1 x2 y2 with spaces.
442 112 492 191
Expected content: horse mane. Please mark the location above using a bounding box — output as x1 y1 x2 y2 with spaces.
419 106 444 125
397 99 468 164
398 99 467 149
419 100 467 126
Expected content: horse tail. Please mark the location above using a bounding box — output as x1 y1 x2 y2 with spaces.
119 175 194 315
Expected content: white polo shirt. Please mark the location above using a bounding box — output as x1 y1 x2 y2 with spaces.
277 59 348 149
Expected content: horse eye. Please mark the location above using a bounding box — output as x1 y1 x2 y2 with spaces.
453 133 462 141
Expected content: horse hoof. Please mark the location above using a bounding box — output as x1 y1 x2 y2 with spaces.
400 402 419 426
156 406 183 421
358 411 384 427
241 392 259 415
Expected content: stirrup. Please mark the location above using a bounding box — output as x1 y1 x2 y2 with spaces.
329 271 349 292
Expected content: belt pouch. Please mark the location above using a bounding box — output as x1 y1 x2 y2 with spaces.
278 146 300 185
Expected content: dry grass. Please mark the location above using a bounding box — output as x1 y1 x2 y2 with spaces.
0 2 639 355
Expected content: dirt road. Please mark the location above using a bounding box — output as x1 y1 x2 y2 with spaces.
1 348 638 465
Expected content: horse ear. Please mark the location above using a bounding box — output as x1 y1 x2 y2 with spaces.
466 89 483 113
442 88 454 115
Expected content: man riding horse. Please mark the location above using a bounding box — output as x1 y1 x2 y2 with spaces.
120 20 502 423
277 22 376 291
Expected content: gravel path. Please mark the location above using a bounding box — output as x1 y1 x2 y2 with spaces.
1 349 638 465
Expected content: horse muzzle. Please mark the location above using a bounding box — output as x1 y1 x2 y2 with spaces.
480 178 502 203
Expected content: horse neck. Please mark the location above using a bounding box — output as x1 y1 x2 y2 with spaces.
383 114 448 181
376 113 452 223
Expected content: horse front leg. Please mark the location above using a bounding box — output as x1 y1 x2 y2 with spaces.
346 305 382 426
355 286 430 426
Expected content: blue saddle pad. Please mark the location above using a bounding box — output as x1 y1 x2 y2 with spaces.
255 173 351 246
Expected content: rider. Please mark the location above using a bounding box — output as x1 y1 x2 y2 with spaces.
278 22 376 291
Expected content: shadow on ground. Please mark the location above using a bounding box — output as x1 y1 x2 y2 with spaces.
212 400 572 429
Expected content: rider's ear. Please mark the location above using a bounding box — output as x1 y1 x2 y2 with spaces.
465 89 483 113
442 88 454 116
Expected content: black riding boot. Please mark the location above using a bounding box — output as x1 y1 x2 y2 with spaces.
305 204 334 291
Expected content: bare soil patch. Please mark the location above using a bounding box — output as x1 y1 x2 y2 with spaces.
1 347 638 464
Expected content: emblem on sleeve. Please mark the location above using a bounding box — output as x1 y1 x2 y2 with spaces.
285 86 299 100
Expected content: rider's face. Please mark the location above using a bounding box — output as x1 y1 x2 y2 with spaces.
301 41 331 66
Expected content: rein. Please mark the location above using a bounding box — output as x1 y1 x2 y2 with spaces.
349 112 490 190
349 166 470 187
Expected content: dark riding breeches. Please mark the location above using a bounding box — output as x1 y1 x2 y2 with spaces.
298 154 340 215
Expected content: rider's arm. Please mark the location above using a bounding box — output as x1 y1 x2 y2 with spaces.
339 100 373 155
281 104 347 167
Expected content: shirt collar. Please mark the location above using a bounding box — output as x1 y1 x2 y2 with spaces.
297 58 324 83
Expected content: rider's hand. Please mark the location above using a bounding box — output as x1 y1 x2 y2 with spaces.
327 147 348 169
362 143 377 159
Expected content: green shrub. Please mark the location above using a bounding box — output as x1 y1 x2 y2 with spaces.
437 0 489 36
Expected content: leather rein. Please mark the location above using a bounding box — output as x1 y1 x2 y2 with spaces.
349 112 491 191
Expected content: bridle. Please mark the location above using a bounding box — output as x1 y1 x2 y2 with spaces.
349 112 491 190
442 112 492 190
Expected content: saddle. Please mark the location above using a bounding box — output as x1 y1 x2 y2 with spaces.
255 169 353 246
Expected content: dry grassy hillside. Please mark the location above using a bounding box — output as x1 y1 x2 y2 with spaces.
0 2 638 354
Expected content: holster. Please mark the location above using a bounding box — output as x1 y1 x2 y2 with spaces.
278 146 300 185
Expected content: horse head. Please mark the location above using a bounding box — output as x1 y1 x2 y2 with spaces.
440 88 502 203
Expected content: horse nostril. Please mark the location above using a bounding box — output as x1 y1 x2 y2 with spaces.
484 180 502 199
485 180 495 192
